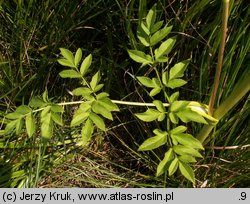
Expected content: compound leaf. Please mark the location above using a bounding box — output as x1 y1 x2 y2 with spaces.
135 108 161 122
80 54 92 76
138 134 167 151
59 70 82 78
127 50 153 65
74 48 82 67
169 60 189 80
156 148 174 177
166 79 187 89
81 119 94 146
155 37 176 60
179 161 195 184
173 133 204 150
89 112 106 131
137 76 155 88
176 109 208 124
150 25 172 46
25 112 36 137
168 157 179 176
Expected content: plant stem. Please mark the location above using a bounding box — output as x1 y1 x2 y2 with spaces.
197 73 250 143
208 0 230 115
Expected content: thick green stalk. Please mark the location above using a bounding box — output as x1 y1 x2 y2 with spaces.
208 0 230 115
197 73 250 143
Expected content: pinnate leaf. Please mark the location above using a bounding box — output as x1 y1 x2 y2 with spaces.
168 157 179 176
156 148 174 176
150 25 172 46
74 48 82 67
176 109 208 124
173 145 203 158
169 60 189 80
155 37 176 60
81 119 94 146
59 48 75 65
138 133 167 151
59 70 82 78
90 71 101 91
166 79 187 89
137 76 155 88
127 50 153 65
179 161 195 183
89 112 106 131
173 133 204 150
80 54 92 76
170 126 187 134
135 108 161 122
26 112 36 137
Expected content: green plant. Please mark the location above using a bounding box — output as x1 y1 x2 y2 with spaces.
2 48 119 147
1 4 218 185
126 4 218 184
2 1 249 187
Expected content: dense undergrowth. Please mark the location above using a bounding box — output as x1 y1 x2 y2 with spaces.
0 0 249 187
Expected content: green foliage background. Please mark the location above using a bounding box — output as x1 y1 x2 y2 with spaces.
0 0 249 187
